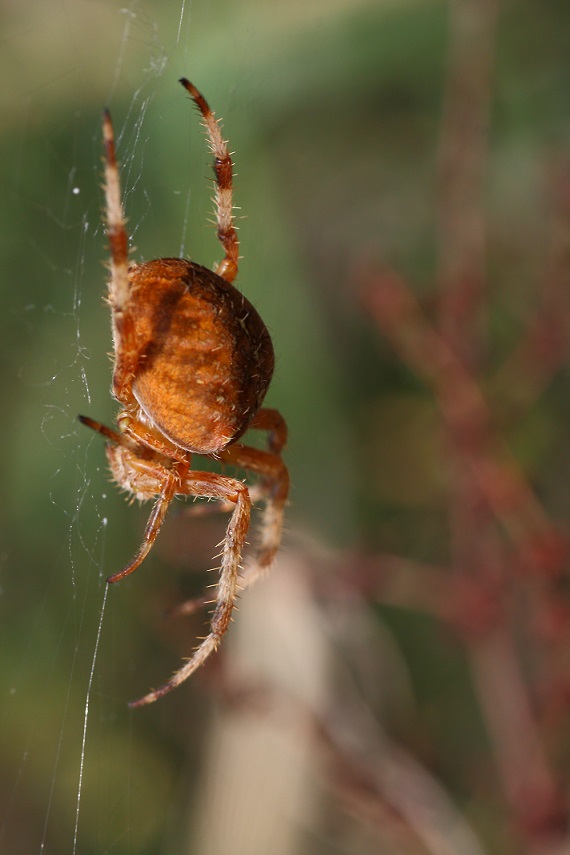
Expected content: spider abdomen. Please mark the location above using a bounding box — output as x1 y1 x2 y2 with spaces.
125 258 274 454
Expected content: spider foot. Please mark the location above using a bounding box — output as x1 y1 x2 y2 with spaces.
128 635 220 707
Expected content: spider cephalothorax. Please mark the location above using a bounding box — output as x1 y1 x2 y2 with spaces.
80 79 289 707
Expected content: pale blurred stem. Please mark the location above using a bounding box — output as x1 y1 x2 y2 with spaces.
222 678 490 855
317 703 491 855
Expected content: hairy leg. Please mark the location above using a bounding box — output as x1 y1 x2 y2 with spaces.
179 78 239 284
169 408 289 618
130 471 251 707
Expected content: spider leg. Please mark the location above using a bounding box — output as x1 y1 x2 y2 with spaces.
167 487 260 621
240 408 289 579
79 414 181 584
220 440 289 593
181 482 266 519
78 413 125 445
102 109 129 310
179 78 239 284
170 410 287 618
130 471 251 707
107 474 178 584
102 109 141 402
249 407 288 454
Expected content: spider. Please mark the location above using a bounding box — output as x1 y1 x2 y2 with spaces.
79 78 289 707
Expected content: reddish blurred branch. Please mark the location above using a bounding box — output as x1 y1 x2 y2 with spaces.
437 0 498 366
358 0 570 847
491 161 570 420
363 270 562 571
200 3 570 852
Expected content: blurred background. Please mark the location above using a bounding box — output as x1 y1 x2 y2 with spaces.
2 0 570 853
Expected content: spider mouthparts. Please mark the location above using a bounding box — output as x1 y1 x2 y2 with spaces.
78 414 102 433
78 414 122 444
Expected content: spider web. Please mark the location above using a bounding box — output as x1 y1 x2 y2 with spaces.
1 3 236 853
0 1 360 854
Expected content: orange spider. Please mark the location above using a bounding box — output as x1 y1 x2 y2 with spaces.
80 79 289 707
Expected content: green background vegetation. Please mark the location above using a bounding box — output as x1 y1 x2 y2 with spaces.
1 1 570 852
